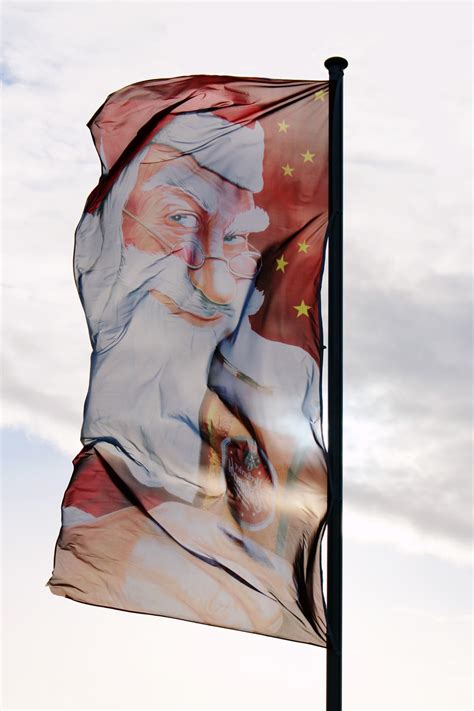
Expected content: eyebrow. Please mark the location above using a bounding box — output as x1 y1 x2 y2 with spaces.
142 163 270 235
226 207 269 235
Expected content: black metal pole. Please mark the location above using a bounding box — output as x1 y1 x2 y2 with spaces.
324 55 348 711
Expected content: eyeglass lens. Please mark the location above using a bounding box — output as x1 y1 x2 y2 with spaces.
174 241 259 277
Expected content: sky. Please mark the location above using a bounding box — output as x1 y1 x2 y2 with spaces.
1 1 472 710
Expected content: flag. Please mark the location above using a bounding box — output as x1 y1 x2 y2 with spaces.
47 74 330 646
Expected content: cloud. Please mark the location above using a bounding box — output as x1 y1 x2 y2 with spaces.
1 1 472 567
338 255 472 554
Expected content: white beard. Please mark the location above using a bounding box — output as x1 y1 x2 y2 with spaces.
80 243 264 502
82 294 210 496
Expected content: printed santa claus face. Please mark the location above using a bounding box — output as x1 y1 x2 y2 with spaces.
121 143 268 333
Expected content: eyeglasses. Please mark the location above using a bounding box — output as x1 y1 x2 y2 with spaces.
122 209 261 279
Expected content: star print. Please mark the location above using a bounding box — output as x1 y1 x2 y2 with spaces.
278 120 290 133
301 149 315 163
297 240 310 254
282 164 294 177
276 255 288 273
294 300 311 318
313 89 328 102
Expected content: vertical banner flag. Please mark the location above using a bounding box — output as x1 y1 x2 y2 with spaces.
48 75 329 646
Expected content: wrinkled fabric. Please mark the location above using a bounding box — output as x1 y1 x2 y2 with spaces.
48 74 329 646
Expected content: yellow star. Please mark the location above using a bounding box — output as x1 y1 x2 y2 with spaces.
276 255 288 273
278 120 290 133
282 163 294 177
297 240 310 253
301 149 315 163
294 300 311 318
313 89 328 102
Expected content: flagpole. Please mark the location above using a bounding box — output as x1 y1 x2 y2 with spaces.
324 55 348 711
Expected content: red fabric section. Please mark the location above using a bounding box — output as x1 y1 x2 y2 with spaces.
249 94 328 363
63 449 132 517
64 449 164 518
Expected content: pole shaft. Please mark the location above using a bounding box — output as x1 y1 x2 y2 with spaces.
324 55 348 711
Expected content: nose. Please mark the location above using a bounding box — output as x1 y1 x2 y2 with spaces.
189 257 237 305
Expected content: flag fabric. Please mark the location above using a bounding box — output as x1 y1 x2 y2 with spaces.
47 74 330 646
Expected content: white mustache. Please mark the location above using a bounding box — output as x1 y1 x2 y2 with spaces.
175 284 236 319
120 248 235 320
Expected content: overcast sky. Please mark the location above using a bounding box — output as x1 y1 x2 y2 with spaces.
1 1 472 709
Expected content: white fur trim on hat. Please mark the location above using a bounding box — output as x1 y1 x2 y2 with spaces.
151 112 264 192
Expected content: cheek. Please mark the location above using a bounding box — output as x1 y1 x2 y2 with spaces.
122 192 157 251
121 214 162 253
121 218 142 249
125 189 157 220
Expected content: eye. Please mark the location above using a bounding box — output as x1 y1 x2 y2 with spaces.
168 214 199 228
224 233 247 245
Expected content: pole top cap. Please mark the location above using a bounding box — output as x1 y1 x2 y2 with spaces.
324 56 349 72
